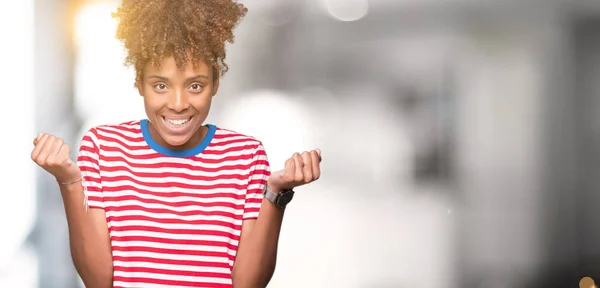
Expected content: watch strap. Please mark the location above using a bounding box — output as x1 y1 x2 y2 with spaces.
263 185 278 204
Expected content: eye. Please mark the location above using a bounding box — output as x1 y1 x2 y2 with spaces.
189 83 203 92
154 83 168 90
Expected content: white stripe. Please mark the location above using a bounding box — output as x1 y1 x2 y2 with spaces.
243 203 262 211
110 229 240 242
99 151 256 166
112 281 229 288
112 250 231 264
100 170 250 186
109 209 242 224
211 134 255 143
103 199 242 214
100 165 251 176
111 239 239 251
113 260 231 274
112 242 231 255
102 189 245 205
204 140 260 152
110 220 238 233
101 181 246 194
99 126 146 140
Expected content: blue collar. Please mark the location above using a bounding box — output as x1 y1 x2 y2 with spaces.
140 119 216 157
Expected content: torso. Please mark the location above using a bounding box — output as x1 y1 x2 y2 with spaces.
84 120 266 287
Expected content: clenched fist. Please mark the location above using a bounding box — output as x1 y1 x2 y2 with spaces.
31 133 81 183
268 149 322 192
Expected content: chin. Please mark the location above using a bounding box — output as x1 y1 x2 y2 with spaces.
162 134 192 148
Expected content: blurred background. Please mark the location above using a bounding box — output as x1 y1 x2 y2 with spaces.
2 0 600 287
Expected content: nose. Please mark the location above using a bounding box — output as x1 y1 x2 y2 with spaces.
167 89 190 112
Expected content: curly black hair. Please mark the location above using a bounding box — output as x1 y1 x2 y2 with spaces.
113 0 247 84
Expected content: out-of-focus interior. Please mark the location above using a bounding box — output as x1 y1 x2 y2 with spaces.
3 0 600 287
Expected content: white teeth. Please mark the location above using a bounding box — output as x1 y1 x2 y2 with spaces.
165 118 189 126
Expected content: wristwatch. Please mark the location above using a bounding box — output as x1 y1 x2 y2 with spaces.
263 186 295 209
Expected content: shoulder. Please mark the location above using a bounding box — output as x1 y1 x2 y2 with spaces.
79 120 143 145
212 126 264 149
90 120 142 134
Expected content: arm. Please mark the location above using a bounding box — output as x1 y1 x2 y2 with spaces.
232 196 284 288
71 129 114 287
60 182 113 288
31 131 113 288
232 148 321 288
232 143 276 287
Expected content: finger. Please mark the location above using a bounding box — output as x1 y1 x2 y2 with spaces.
284 156 294 178
36 136 56 165
316 148 322 162
33 133 43 146
301 151 312 182
310 150 321 180
31 133 50 162
46 138 64 166
293 153 303 182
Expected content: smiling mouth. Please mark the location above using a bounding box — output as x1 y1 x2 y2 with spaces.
162 116 193 129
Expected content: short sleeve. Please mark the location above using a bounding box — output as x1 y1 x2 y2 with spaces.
77 128 104 210
243 143 271 220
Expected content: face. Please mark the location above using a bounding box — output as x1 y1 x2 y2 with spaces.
138 55 219 150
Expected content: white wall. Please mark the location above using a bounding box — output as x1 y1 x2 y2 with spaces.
0 0 38 286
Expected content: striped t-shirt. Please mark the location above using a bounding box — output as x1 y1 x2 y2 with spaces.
76 120 271 288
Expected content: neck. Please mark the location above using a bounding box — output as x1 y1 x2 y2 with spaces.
148 122 207 151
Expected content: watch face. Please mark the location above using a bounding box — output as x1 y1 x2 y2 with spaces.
276 190 294 207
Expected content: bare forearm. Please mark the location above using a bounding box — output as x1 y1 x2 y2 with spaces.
60 183 113 288
232 198 284 288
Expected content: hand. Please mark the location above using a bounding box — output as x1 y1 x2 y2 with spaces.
268 149 322 192
31 133 81 183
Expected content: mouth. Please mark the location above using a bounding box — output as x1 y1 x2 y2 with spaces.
161 116 193 132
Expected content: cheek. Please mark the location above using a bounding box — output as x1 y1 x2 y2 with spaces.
191 94 213 113
142 96 164 116
142 90 164 106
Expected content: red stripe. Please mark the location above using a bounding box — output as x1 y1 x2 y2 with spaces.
101 154 254 168
100 162 254 173
98 137 148 151
102 188 244 200
112 245 231 258
78 155 99 166
98 129 145 144
109 225 240 240
98 123 141 134
114 265 231 279
101 170 249 182
112 255 232 268
112 276 231 287
102 182 248 191
103 195 244 210
87 196 103 202
108 215 242 229
111 235 239 251
207 137 260 147
104 205 241 219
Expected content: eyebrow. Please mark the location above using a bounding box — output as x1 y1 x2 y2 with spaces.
147 75 209 82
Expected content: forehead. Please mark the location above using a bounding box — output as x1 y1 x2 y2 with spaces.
143 55 212 78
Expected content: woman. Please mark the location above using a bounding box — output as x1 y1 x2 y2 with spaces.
30 0 321 287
